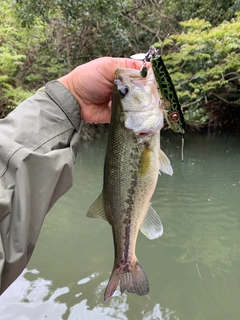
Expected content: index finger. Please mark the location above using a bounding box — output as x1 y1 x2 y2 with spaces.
112 57 151 71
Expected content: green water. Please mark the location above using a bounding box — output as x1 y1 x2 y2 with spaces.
0 132 239 320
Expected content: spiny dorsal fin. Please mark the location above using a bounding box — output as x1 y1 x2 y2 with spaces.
86 192 107 221
159 149 173 176
140 205 163 239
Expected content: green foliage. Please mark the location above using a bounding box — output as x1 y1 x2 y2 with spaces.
154 15 240 126
0 2 32 108
12 0 164 61
164 0 240 27
1 1 240 131
0 48 32 109
0 0 68 109
3 85 33 109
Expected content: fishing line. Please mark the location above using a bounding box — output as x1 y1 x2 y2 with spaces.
181 159 237 320
181 134 184 162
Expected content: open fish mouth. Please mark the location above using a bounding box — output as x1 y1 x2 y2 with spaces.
137 131 154 138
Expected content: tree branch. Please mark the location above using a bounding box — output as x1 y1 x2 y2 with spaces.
209 92 239 107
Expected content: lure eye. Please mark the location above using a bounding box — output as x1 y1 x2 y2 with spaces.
118 85 129 97
169 111 180 123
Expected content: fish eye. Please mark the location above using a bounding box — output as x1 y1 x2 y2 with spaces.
118 85 129 97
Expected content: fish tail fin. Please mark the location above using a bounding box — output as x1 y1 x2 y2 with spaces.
120 260 149 296
104 268 121 301
104 260 149 301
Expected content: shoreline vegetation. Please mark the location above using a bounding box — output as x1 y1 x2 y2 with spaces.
1 1 240 133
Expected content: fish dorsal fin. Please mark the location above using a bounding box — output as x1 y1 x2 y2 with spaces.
140 205 163 239
86 192 108 221
159 149 173 176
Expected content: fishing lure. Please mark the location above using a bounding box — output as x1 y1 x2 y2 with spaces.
131 47 185 135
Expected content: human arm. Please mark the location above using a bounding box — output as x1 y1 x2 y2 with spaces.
0 57 143 294
0 80 82 294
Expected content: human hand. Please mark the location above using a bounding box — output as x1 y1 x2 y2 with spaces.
58 57 144 123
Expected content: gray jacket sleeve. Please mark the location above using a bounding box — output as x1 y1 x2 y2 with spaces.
0 80 83 294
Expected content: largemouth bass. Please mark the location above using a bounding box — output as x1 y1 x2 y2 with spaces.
87 67 173 301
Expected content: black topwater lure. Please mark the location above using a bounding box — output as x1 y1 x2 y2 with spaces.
131 47 185 135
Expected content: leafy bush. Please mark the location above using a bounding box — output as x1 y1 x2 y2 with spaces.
155 14 240 128
0 1 69 110
1 1 240 131
164 0 240 27
0 2 36 109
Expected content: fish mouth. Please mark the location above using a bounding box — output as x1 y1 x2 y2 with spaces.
136 131 153 138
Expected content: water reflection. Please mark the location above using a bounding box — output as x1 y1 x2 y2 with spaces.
0 269 179 320
142 304 179 320
0 269 68 319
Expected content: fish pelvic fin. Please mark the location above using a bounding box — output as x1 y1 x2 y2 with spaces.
104 260 149 301
86 192 108 221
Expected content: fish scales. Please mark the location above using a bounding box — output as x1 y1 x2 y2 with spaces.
87 67 173 301
105 123 157 258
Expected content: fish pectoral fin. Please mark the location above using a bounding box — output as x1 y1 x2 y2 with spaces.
140 205 163 240
159 149 173 176
86 192 108 221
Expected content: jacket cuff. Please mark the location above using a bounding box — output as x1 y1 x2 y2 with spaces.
45 80 81 132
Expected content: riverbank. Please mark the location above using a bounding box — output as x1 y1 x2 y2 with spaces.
1 104 239 135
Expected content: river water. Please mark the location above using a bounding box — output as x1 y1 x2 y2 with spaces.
0 131 239 320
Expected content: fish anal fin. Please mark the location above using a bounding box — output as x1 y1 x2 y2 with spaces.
104 260 149 301
159 149 173 176
140 205 163 239
86 192 107 221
